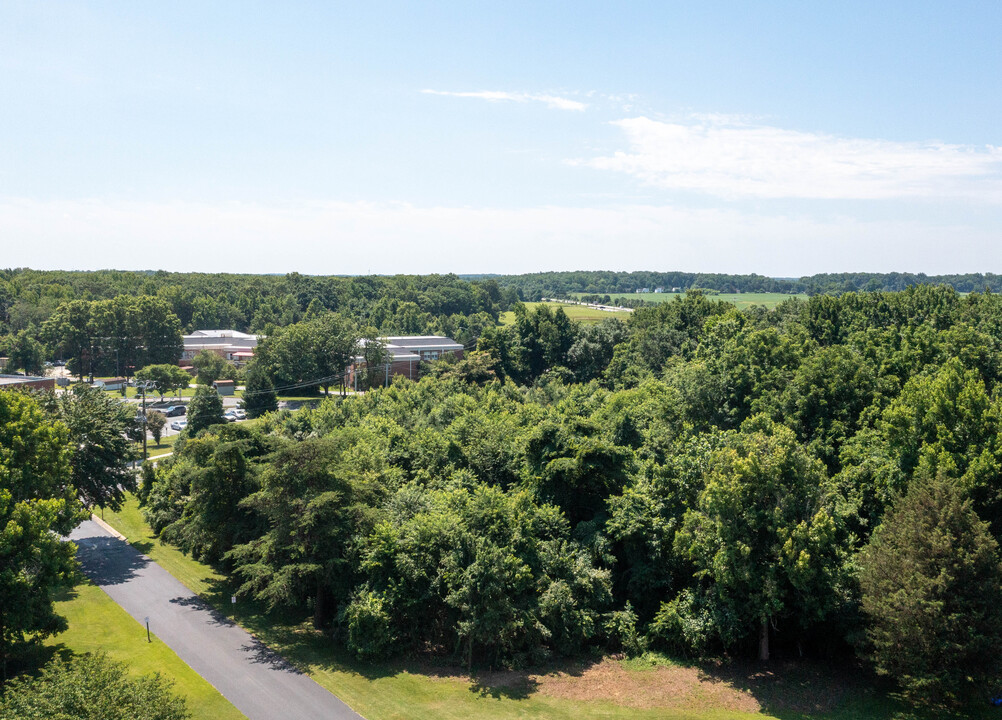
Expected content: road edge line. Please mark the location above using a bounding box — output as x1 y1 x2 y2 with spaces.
91 513 127 541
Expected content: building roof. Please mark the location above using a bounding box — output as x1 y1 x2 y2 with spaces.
385 348 420 360
382 335 464 351
353 335 464 364
185 329 258 340
0 374 50 386
354 340 420 362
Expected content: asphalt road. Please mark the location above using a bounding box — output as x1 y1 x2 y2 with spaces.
70 520 364 720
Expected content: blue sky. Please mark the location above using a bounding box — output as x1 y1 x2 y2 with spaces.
2 1 1001 275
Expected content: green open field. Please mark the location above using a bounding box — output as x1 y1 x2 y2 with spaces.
501 302 631 326
92 495 929 720
41 580 245 720
570 292 808 310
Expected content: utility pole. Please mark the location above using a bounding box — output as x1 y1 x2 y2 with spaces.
136 380 151 460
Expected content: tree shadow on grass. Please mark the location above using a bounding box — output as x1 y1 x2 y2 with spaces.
128 539 155 555
469 669 538 700
183 570 620 704
688 656 922 720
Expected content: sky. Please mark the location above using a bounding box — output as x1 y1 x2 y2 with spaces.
2 1 1001 276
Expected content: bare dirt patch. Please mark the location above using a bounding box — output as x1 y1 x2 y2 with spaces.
403 655 860 715
530 657 762 713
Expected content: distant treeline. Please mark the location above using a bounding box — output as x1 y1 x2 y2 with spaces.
486 271 1002 298
0 269 516 341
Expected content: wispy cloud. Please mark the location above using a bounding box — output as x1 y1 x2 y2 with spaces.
422 89 587 112
583 116 1002 201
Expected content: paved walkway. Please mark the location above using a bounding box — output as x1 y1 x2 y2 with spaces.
70 520 364 720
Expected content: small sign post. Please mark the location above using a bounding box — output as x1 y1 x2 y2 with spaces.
144 616 151 643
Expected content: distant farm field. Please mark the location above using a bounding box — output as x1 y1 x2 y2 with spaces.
571 292 807 310
501 302 631 326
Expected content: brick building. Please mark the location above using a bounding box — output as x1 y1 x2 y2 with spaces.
348 335 464 389
0 374 56 392
181 330 259 365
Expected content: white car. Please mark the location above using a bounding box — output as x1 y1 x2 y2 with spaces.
170 420 187 432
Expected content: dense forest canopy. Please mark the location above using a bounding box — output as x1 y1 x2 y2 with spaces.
5 268 1002 707
130 283 1002 706
0 269 512 341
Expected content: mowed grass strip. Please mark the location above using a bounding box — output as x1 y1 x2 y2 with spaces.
501 302 631 326
99 496 923 720
570 292 808 310
45 580 245 720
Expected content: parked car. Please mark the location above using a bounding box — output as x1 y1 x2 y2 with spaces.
223 410 238 423
164 405 186 417
170 420 187 432
233 409 246 420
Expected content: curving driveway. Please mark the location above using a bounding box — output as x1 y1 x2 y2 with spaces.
69 520 364 720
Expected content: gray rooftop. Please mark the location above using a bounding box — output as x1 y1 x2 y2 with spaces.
383 335 464 350
0 374 49 386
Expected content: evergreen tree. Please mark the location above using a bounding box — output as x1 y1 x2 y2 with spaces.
186 385 224 435
241 362 278 418
858 473 1002 707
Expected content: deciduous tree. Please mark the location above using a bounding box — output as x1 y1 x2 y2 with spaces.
135 364 191 401
191 350 228 386
51 385 140 511
0 653 190 719
0 390 82 679
146 411 167 445
677 416 843 660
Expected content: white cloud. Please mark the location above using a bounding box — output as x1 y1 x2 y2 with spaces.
1 197 998 276
584 116 1002 201
422 89 586 111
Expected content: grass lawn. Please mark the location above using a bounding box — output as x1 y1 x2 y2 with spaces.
98 496 937 720
42 581 245 720
501 302 631 326
144 432 182 458
130 431 181 460
277 394 326 403
570 292 807 310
